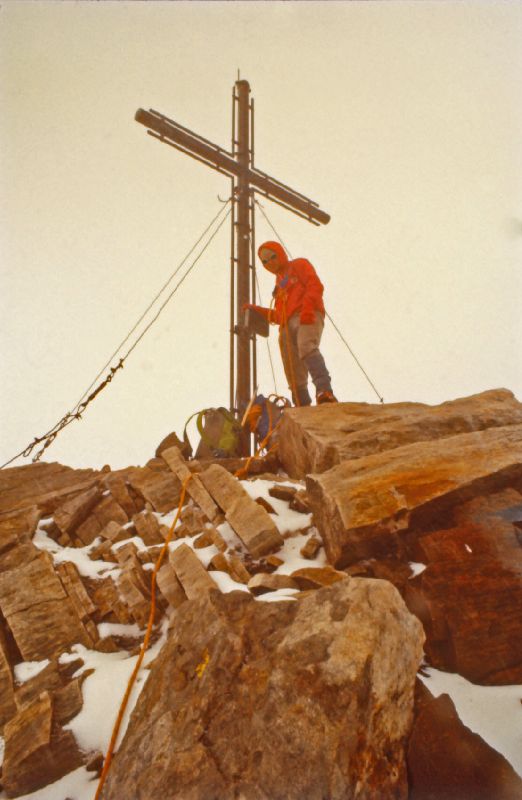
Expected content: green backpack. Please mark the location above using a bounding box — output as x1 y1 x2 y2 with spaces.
183 407 242 459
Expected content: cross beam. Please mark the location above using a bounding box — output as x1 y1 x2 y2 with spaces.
135 79 330 454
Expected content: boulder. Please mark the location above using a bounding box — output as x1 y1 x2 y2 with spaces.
2 691 84 797
307 424 522 568
408 682 522 800
404 488 522 684
100 578 424 800
162 446 219 522
278 389 522 478
0 551 94 660
0 462 101 517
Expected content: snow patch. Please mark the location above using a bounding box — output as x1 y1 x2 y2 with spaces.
14 659 50 684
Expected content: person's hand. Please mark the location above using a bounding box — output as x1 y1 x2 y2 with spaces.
242 303 255 312
300 311 315 325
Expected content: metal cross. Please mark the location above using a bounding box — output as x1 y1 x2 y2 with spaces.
135 78 330 454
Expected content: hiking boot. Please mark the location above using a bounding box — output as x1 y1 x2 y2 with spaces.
317 391 338 405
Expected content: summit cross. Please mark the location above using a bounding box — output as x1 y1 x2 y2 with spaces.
135 78 330 454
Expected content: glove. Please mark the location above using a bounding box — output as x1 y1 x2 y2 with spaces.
300 311 316 325
242 303 255 312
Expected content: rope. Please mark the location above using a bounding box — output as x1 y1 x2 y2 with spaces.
1 205 232 470
255 199 385 404
94 473 193 800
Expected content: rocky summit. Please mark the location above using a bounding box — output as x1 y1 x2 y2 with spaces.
0 388 521 799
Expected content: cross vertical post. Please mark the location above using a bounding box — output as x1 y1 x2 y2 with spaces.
234 80 253 447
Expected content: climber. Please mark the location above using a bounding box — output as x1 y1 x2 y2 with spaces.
243 241 337 407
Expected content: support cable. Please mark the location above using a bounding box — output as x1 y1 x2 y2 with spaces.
1 204 232 469
254 199 384 404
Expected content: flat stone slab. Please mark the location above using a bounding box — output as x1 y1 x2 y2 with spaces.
278 389 522 478
200 464 283 558
307 423 522 568
169 544 217 600
161 446 219 523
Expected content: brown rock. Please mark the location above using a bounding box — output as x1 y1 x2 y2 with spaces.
193 530 215 549
169 544 218 600
14 660 62 710
208 553 231 574
290 490 311 513
278 389 522 478
98 520 128 544
0 639 16 728
290 566 348 590
52 485 102 536
56 561 97 621
103 475 140 517
52 678 84 725
0 506 41 558
127 466 181 514
254 496 277 514
403 488 522 684
156 563 187 609
247 572 299 595
307 424 522 568
0 551 94 660
228 554 251 585
408 683 522 799
200 464 284 558
155 431 191 459
100 578 424 800
132 511 165 546
85 576 133 625
161 446 219 522
300 534 322 560
2 691 84 797
0 462 102 517
75 495 128 545
268 483 298 502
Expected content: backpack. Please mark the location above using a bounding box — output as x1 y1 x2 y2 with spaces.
244 394 291 449
183 407 242 460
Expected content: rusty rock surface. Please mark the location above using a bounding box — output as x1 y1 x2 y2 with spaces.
278 389 522 478
307 423 522 568
101 579 424 800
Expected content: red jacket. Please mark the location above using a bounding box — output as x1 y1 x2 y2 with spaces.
253 241 325 326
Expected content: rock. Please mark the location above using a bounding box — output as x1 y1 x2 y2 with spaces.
102 475 141 517
193 530 215 549
200 464 283 558
290 490 311 513
0 462 103 518
100 578 424 800
52 485 102 536
307 424 522 568
0 640 16 728
247 572 299 595
74 495 128 545
408 682 522 800
2 691 84 797
0 551 94 660
85 575 133 625
155 431 191 460
0 507 41 557
55 561 97 622
169 544 218 599
127 466 181 514
156 563 187 609
98 520 128 545
290 566 348 590
300 535 322 560
161 446 219 522
403 488 522 684
132 511 165 546
227 554 251 585
268 483 298 502
278 389 522 478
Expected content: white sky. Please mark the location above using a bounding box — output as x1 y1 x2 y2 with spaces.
1 1 521 470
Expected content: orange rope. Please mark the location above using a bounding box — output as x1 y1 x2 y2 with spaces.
94 473 193 799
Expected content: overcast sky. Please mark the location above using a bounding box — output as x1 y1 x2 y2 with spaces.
1 1 521 470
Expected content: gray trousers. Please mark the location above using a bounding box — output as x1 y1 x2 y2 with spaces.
278 314 333 405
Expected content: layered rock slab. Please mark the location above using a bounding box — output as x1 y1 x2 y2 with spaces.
278 389 522 478
307 424 522 568
100 579 424 800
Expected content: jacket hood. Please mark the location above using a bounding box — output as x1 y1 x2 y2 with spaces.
258 241 289 273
